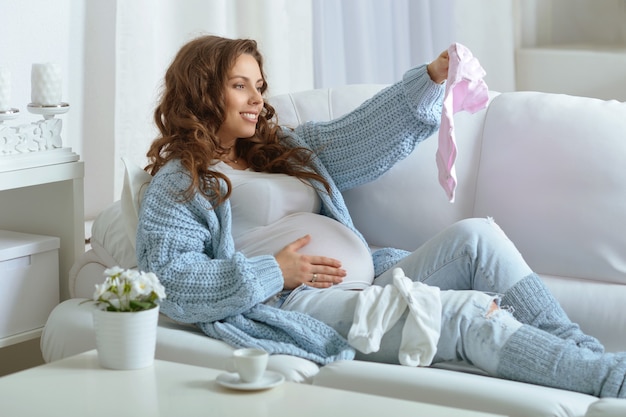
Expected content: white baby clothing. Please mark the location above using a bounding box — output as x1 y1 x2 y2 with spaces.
348 268 442 366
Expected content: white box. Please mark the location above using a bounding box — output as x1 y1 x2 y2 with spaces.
0 230 60 345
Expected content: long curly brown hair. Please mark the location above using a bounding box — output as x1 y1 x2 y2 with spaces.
146 35 330 206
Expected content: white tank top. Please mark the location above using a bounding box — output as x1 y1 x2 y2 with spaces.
216 162 374 289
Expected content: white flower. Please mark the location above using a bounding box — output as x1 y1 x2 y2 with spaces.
93 282 110 300
104 266 124 277
92 267 166 312
144 272 166 299
130 273 153 298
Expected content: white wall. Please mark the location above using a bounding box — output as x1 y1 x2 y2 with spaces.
518 0 626 47
81 1 117 218
0 0 118 218
516 0 626 101
455 0 517 93
0 0 85 157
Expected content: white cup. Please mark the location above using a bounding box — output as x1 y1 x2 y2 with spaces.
233 348 269 383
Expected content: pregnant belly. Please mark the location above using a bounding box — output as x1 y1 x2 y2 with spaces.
235 213 375 289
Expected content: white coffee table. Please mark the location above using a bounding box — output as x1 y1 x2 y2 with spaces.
0 350 506 417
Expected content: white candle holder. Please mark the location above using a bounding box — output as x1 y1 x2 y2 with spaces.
27 102 70 120
0 103 70 156
0 108 20 123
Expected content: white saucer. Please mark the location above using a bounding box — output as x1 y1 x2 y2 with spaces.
216 371 285 391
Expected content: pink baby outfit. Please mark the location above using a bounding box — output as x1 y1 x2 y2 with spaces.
437 43 489 202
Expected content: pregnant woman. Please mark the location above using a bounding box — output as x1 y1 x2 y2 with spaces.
136 35 626 398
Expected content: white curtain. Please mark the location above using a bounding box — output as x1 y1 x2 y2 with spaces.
312 0 456 88
86 0 459 217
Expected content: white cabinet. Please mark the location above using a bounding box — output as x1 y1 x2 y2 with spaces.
0 230 60 347
0 149 84 347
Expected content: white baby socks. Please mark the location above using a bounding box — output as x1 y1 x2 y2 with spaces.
393 268 442 366
348 283 406 354
348 268 442 366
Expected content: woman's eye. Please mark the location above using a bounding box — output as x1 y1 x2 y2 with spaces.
235 84 245 89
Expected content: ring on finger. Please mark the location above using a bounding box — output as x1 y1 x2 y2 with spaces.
311 273 318 283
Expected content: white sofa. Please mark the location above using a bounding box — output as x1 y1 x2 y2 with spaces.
42 84 626 417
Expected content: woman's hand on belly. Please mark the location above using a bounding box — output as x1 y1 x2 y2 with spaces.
275 235 346 290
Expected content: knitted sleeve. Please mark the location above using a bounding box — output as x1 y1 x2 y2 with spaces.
372 247 411 277
135 162 284 324
292 64 445 191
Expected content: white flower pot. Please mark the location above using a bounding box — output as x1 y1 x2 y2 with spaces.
92 306 159 370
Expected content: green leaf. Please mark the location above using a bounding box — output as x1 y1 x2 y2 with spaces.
129 299 154 311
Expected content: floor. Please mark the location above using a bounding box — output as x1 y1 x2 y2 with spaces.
0 338 45 376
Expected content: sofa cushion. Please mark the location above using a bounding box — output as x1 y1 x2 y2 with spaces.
474 92 626 285
120 157 152 249
90 201 136 269
585 398 626 417
313 359 597 417
268 87 498 252
89 159 151 269
340 93 498 251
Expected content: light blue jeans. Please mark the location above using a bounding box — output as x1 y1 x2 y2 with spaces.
270 217 626 397
270 217 528 374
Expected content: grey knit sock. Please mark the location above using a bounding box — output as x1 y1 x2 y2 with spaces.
501 273 604 353
496 325 626 398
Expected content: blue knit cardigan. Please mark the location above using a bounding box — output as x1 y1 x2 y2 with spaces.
136 65 445 364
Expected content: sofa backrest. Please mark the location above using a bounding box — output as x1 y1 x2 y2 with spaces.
268 85 494 251
269 84 389 128
474 92 626 285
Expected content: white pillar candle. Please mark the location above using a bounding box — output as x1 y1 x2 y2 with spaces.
0 66 10 111
31 63 62 105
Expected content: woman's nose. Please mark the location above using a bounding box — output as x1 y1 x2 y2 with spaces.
249 89 262 104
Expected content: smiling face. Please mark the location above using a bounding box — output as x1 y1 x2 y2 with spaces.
216 53 264 147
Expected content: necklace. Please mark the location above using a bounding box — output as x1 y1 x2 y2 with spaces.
220 145 238 165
